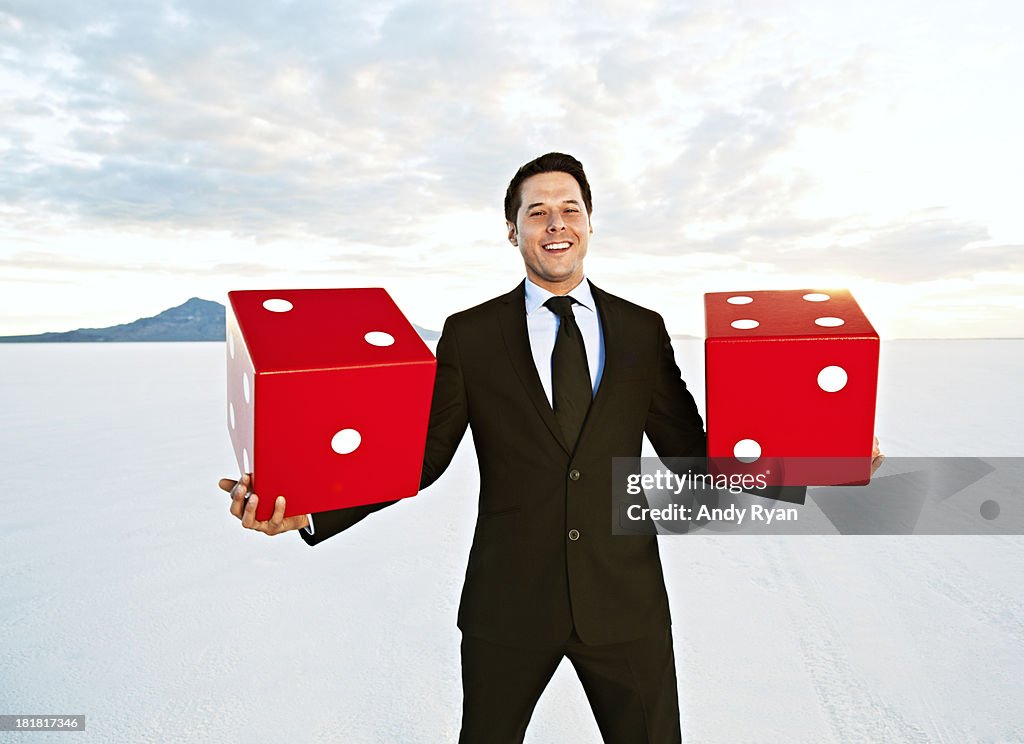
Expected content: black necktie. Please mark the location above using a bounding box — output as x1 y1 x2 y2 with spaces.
544 296 592 449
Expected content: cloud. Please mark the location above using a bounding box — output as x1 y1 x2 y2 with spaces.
597 212 1022 285
1 0 1022 299
0 3 840 236
0 250 276 277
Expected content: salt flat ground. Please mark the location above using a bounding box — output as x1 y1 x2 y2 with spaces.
0 340 1021 743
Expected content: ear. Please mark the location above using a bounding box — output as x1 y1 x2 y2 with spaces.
506 220 517 245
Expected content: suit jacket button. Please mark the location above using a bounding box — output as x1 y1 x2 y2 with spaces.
569 469 581 481
568 529 580 541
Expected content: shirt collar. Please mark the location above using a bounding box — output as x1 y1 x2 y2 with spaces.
525 276 596 315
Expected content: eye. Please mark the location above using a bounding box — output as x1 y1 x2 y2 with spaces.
530 210 544 217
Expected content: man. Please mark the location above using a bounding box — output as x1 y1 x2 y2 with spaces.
218 153 881 742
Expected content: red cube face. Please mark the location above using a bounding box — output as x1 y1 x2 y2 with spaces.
704 289 879 486
226 288 436 520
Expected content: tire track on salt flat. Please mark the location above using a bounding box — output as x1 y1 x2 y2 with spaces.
760 539 936 744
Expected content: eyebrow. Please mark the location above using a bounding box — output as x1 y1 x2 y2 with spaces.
525 199 582 211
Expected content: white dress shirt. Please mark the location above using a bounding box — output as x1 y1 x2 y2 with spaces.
524 276 605 404
305 276 606 536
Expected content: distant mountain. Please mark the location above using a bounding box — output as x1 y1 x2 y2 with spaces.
413 324 441 341
0 297 226 343
0 297 443 343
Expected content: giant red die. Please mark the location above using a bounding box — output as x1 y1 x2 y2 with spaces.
226 288 436 521
704 289 879 486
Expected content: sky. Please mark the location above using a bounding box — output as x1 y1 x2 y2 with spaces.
1 0 1022 338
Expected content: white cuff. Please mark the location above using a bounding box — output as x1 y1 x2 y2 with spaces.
304 514 315 536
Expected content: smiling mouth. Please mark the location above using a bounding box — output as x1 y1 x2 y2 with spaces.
542 242 571 253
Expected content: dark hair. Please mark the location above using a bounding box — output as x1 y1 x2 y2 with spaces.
504 152 593 223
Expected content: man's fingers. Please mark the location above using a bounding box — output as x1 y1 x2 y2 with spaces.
266 496 287 534
224 482 295 536
229 492 244 519
219 474 253 520
241 493 259 529
229 479 249 519
219 473 250 492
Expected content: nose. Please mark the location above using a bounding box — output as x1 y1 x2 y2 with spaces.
547 213 566 232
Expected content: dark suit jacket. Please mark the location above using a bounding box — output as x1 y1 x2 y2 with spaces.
301 280 706 647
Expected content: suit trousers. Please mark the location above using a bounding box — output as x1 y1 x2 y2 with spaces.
459 625 682 744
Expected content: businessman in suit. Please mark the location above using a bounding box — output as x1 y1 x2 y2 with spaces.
221 153 738 741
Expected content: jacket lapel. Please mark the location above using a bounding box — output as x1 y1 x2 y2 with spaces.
574 281 624 454
497 281 571 454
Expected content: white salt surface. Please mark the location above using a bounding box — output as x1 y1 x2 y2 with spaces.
0 340 1022 743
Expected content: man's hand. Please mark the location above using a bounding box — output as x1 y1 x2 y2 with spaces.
217 474 310 536
870 436 885 478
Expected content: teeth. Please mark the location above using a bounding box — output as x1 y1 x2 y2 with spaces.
543 242 570 251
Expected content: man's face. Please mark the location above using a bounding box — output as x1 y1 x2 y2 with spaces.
507 171 592 294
